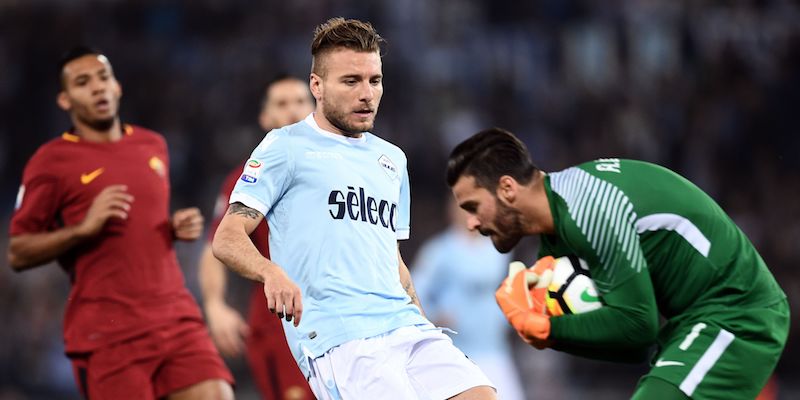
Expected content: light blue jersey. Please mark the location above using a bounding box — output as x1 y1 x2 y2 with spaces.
412 228 513 357
230 114 430 376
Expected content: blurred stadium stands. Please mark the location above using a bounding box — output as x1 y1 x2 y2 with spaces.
1 1 798 399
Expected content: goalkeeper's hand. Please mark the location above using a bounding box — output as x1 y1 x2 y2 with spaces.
495 256 556 349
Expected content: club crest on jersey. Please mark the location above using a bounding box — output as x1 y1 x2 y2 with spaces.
149 156 166 178
378 155 398 181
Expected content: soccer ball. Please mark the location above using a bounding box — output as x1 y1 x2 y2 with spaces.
545 256 603 316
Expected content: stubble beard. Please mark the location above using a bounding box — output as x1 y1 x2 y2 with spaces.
86 116 115 131
322 98 374 137
76 107 116 132
490 198 525 253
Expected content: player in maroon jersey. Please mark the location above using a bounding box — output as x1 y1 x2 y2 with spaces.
7 47 234 400
199 75 314 400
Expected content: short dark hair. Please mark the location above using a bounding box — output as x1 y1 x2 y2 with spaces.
446 128 539 191
58 46 104 88
261 73 303 105
310 17 384 75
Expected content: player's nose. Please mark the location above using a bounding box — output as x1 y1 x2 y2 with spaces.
357 82 374 102
466 214 481 231
90 80 109 95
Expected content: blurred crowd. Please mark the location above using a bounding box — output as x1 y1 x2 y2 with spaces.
1 0 798 399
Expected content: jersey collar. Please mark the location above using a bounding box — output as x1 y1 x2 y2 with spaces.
61 124 133 142
304 113 368 145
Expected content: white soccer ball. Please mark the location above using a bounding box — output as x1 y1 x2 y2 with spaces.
545 256 603 316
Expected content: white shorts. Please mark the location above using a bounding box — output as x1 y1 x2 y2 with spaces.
469 352 525 400
305 325 495 400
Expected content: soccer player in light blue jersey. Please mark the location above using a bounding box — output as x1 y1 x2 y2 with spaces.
213 18 496 400
413 199 525 400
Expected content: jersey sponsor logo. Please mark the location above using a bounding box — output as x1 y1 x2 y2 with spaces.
14 185 25 210
654 359 685 367
80 167 105 184
580 287 600 303
378 155 399 181
149 156 166 178
328 186 397 231
240 174 257 183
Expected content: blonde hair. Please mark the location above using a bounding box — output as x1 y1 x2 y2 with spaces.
311 17 384 75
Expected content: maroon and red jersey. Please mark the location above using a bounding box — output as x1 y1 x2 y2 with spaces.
10 125 204 353
208 165 279 337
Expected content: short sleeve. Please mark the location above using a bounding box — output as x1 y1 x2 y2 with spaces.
229 133 294 217
9 154 61 235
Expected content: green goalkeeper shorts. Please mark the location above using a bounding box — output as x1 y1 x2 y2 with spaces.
634 298 789 400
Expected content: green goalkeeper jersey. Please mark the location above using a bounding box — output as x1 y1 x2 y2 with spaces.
539 159 785 351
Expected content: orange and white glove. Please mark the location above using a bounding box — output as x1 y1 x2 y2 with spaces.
495 256 556 349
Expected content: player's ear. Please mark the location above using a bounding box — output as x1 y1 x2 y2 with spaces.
56 91 71 111
497 175 517 204
258 108 270 132
309 73 323 101
114 79 123 99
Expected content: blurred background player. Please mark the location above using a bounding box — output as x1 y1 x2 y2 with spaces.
6 47 233 399
412 197 526 400
447 128 789 400
198 75 314 400
213 18 496 399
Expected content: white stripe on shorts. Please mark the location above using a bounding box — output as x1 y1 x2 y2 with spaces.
679 328 735 396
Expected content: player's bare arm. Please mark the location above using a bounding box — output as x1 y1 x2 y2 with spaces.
172 207 204 241
7 184 133 271
398 247 425 317
199 244 249 357
212 202 303 326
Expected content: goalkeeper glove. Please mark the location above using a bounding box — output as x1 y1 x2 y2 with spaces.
495 256 556 349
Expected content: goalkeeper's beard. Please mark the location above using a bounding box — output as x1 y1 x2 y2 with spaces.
487 198 525 253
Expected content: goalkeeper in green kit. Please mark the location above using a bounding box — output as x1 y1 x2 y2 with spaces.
446 128 789 399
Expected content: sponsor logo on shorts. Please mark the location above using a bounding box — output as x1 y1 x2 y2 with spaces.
655 359 685 367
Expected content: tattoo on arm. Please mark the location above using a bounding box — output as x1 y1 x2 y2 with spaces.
404 281 419 305
227 202 262 220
